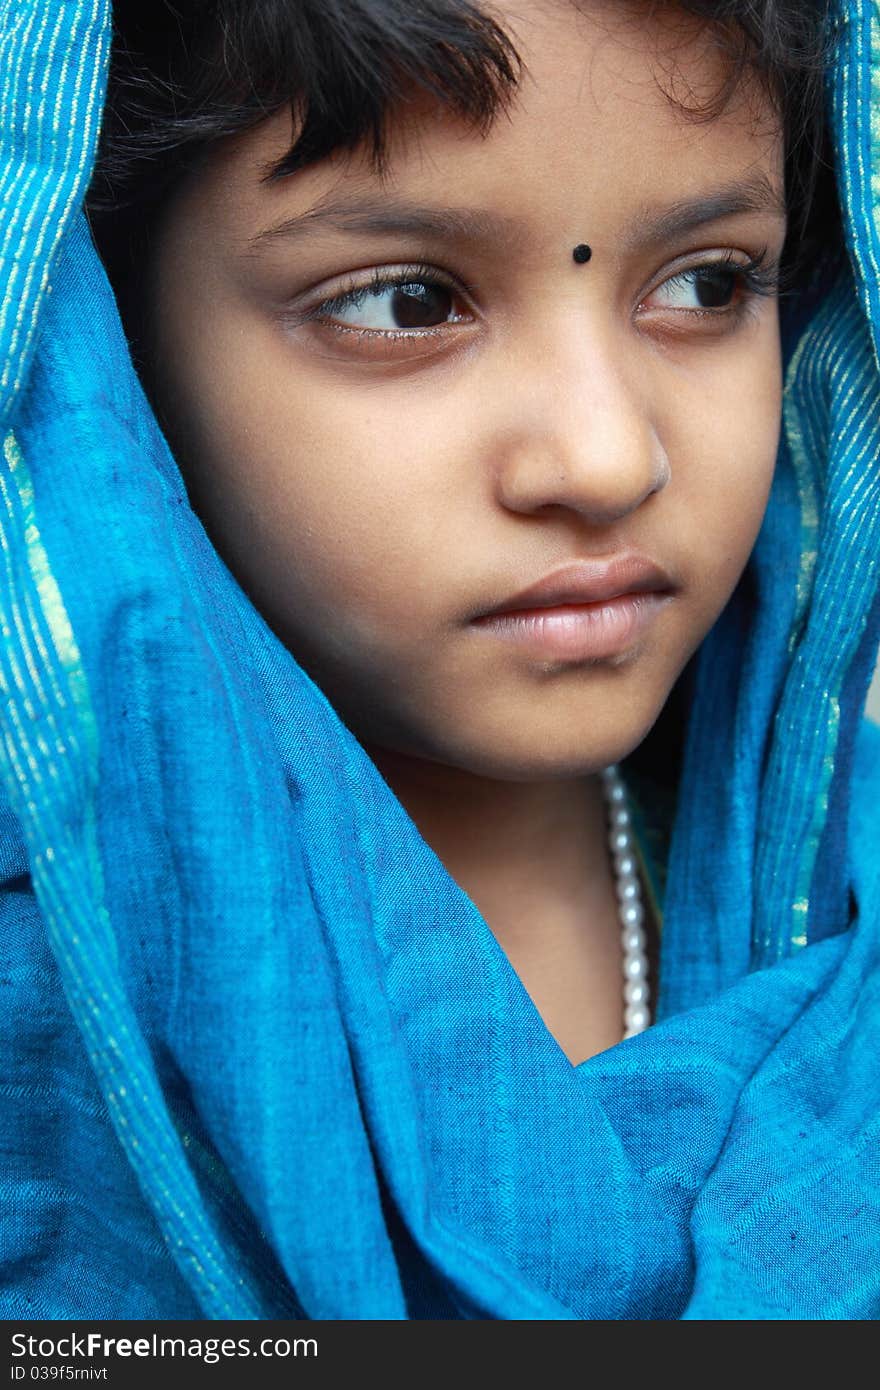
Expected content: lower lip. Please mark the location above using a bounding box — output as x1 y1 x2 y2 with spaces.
471 593 670 662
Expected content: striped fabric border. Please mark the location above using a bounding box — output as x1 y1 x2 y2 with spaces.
751 0 880 964
0 0 105 422
0 2 264 1315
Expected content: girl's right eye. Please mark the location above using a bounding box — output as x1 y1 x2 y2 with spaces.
304 264 472 336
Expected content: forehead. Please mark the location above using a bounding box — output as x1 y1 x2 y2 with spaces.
177 0 784 253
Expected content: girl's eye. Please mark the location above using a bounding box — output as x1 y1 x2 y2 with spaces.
643 255 777 317
308 270 470 334
650 265 740 311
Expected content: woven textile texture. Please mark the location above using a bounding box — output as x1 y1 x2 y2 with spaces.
1 0 879 1319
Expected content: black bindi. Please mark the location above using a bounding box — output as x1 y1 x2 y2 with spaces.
572 243 592 264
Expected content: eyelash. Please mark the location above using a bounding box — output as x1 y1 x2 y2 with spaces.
649 248 780 312
299 260 467 342
297 249 780 346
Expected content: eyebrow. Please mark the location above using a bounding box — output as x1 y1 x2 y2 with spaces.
247 198 523 255
623 172 787 251
245 173 786 256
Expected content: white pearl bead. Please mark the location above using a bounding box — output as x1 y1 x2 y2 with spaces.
622 926 646 955
623 951 648 980
620 901 644 927
616 875 640 903
624 979 649 1006
624 1004 650 1031
601 764 651 1038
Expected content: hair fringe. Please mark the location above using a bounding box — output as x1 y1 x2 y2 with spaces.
87 0 839 289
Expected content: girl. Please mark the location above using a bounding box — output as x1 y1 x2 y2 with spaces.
1 0 879 1318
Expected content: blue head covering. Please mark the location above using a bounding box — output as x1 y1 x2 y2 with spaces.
1 0 879 1319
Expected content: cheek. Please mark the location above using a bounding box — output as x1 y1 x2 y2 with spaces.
155 315 454 647
673 328 781 605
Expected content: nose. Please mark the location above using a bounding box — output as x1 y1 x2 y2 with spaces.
494 335 670 526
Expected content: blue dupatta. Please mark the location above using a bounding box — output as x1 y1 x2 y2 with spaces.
1 0 879 1319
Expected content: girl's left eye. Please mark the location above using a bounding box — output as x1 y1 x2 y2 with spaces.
307 267 470 334
644 256 777 315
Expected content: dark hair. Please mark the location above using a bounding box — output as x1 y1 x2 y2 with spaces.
87 0 837 302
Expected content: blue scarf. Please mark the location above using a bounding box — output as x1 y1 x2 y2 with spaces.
2 0 879 1320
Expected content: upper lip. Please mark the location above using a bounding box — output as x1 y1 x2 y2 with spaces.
473 551 675 619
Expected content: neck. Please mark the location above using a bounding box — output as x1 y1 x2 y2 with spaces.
365 746 610 936
366 745 634 1064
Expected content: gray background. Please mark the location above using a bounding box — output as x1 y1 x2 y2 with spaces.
869 662 880 723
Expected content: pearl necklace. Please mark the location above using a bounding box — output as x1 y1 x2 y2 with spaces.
600 764 651 1038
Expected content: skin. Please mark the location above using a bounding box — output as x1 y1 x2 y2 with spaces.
138 1 786 1063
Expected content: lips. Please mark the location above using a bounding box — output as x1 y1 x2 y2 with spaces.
472 551 675 621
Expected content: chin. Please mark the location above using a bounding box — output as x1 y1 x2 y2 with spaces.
431 716 664 783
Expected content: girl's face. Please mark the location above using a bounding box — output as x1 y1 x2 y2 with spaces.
144 0 785 779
